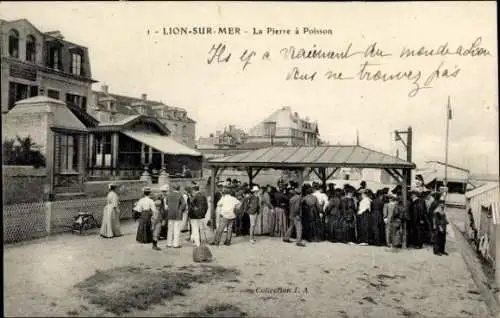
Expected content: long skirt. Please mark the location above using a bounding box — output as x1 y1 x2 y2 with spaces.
357 212 371 244
325 215 339 242
270 207 288 237
388 221 403 247
302 210 321 242
255 206 272 235
136 210 153 244
234 212 250 236
100 205 121 238
370 210 385 246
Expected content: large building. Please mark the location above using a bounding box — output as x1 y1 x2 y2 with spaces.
1 19 96 115
90 85 197 148
247 106 320 146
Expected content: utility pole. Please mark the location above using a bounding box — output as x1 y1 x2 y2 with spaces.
444 96 452 193
394 126 413 249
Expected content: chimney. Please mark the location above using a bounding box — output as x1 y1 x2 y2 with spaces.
46 30 64 39
141 93 147 100
101 85 109 94
92 93 100 110
294 112 298 117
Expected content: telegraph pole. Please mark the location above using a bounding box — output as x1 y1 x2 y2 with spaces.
394 126 413 249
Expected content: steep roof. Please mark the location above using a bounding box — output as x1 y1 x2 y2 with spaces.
92 91 196 123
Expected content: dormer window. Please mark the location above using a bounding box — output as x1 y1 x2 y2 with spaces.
71 52 83 76
48 45 62 70
109 101 117 113
26 35 36 62
8 29 19 58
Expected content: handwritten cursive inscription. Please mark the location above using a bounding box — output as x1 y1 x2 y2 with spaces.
205 37 490 98
400 37 490 58
286 67 317 81
207 43 231 64
280 43 363 60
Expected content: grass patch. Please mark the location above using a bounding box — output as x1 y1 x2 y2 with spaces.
178 303 247 317
75 265 240 315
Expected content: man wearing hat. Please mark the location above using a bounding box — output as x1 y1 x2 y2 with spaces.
166 184 187 248
247 185 261 244
211 186 241 246
407 189 427 249
432 199 449 255
158 184 170 240
283 187 305 247
189 183 208 247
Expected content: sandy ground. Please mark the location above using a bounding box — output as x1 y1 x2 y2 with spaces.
4 219 490 318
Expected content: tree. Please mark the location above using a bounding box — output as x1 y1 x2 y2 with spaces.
2 135 46 168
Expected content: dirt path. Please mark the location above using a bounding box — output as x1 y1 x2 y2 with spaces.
4 220 489 317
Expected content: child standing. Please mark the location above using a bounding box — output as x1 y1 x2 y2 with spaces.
432 199 449 256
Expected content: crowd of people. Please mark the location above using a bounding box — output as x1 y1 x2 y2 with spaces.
99 176 450 256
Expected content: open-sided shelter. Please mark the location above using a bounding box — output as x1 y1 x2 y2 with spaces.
206 144 416 239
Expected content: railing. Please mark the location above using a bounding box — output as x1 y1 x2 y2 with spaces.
3 195 141 244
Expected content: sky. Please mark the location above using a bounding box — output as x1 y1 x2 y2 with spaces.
1 2 498 175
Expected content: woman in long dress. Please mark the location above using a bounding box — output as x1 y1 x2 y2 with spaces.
100 183 122 238
325 189 342 242
256 186 273 235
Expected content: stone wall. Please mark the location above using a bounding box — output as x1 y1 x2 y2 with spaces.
2 165 48 204
84 180 147 199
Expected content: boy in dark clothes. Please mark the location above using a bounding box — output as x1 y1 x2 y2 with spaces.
432 200 449 256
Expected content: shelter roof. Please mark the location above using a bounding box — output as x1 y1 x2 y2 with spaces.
207 145 415 169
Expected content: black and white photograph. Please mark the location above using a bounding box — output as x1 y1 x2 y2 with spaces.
1 1 498 317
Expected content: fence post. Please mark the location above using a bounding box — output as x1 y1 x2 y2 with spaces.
45 201 52 234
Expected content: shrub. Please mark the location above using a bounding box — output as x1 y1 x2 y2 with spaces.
2 135 46 168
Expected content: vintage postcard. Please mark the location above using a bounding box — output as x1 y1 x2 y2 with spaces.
1 1 498 317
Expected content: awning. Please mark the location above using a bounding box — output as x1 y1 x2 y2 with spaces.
122 130 201 157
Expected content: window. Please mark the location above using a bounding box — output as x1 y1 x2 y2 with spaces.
48 46 62 70
48 89 60 100
7 82 39 110
26 35 36 62
59 135 79 172
30 86 39 97
95 135 112 167
71 53 82 75
66 93 87 111
8 29 19 58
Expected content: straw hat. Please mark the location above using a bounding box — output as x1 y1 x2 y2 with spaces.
160 184 169 192
251 185 260 192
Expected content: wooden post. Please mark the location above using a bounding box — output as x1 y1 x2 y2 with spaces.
402 168 408 249
148 145 153 164
320 167 327 192
112 132 119 176
88 134 95 169
247 167 253 185
100 135 105 167
407 126 413 188
141 143 146 165
161 153 165 167
210 167 217 230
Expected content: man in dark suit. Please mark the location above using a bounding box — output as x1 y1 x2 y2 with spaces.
158 184 169 240
189 183 208 247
